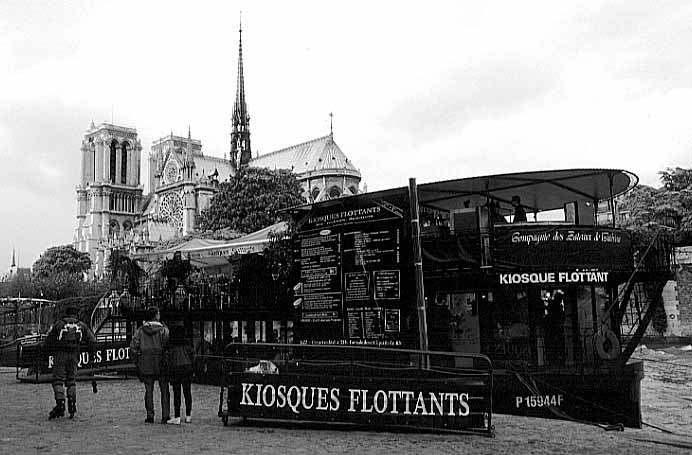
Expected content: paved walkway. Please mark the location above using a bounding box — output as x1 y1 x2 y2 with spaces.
0 367 690 454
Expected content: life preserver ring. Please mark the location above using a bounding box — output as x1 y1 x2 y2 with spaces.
594 330 621 360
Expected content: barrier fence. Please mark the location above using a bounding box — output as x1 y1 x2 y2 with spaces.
216 343 494 436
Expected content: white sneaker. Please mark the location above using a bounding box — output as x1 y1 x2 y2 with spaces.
184 415 191 423
167 417 181 425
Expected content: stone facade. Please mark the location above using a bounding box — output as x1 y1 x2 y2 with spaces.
658 247 692 337
73 26 361 277
73 123 145 276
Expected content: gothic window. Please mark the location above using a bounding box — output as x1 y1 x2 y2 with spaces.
329 186 341 199
121 142 128 184
109 141 117 183
164 161 179 185
311 187 320 201
159 192 184 230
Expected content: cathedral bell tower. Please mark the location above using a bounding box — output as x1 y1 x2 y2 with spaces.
230 16 252 170
74 122 143 278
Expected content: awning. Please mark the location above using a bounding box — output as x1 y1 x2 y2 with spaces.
132 222 287 268
416 168 637 213
287 168 638 217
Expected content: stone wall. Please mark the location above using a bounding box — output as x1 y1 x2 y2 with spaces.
674 264 692 337
659 247 692 337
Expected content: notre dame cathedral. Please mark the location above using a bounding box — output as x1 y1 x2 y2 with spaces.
74 25 361 277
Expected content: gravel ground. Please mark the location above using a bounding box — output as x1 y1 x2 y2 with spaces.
1 347 691 455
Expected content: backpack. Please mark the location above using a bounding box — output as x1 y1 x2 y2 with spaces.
58 320 83 346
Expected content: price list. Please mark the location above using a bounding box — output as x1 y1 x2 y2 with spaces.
374 270 400 300
345 272 369 301
298 232 343 330
342 228 400 270
347 308 364 339
363 308 384 338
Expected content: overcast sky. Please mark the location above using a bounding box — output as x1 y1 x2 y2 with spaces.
2 0 692 272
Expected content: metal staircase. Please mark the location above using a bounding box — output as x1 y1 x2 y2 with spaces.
611 231 674 364
90 291 128 342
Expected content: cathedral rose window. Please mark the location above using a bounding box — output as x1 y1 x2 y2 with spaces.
164 161 180 185
160 192 184 230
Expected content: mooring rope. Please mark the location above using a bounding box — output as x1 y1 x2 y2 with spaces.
511 368 690 438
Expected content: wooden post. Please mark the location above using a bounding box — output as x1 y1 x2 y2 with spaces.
408 178 429 367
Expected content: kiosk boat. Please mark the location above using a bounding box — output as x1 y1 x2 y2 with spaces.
282 168 672 428
16 168 672 430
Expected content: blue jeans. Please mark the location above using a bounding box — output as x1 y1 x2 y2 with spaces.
141 376 169 420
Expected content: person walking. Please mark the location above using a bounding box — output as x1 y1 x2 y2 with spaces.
45 305 96 420
165 323 195 424
130 306 170 423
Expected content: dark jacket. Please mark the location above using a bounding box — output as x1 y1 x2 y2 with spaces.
45 317 96 354
165 344 195 380
130 321 169 377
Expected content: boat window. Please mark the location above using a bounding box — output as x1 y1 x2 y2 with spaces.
230 320 239 341
241 321 250 343
255 320 266 342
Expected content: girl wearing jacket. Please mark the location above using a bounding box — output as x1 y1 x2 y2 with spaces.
165 324 195 424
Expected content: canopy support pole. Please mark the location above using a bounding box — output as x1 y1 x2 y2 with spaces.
609 173 616 228
409 178 429 368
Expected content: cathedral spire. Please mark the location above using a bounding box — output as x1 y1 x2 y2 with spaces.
184 125 195 179
230 12 252 170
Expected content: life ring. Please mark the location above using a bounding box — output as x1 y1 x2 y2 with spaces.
594 330 621 360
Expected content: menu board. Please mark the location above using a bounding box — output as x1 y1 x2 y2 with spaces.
374 270 400 300
297 232 343 338
346 308 364 339
294 196 411 347
342 229 401 268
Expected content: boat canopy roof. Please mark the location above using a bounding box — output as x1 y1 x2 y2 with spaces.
417 168 638 213
289 168 638 215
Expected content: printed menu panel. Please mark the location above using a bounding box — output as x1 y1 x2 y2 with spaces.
342 228 401 270
295 196 411 347
374 270 400 300
347 308 364 339
345 272 369 301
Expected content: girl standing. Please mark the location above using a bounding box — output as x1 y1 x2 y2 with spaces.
166 324 195 424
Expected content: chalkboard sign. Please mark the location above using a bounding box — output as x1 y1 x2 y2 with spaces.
294 195 412 347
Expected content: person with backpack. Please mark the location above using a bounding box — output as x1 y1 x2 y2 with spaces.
130 306 170 423
45 305 96 420
165 323 195 424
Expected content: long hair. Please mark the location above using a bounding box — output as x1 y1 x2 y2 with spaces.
169 324 189 346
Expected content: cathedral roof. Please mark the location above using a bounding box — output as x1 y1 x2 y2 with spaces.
194 155 234 182
249 134 360 178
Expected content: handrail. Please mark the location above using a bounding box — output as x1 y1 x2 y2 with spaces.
221 341 493 371
89 290 116 333
600 230 664 327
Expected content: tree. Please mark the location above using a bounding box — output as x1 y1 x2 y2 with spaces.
107 249 143 296
33 245 91 279
659 167 692 191
618 169 692 235
160 252 192 292
31 245 95 300
198 167 304 234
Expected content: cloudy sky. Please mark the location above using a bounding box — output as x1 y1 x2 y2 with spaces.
2 0 692 272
